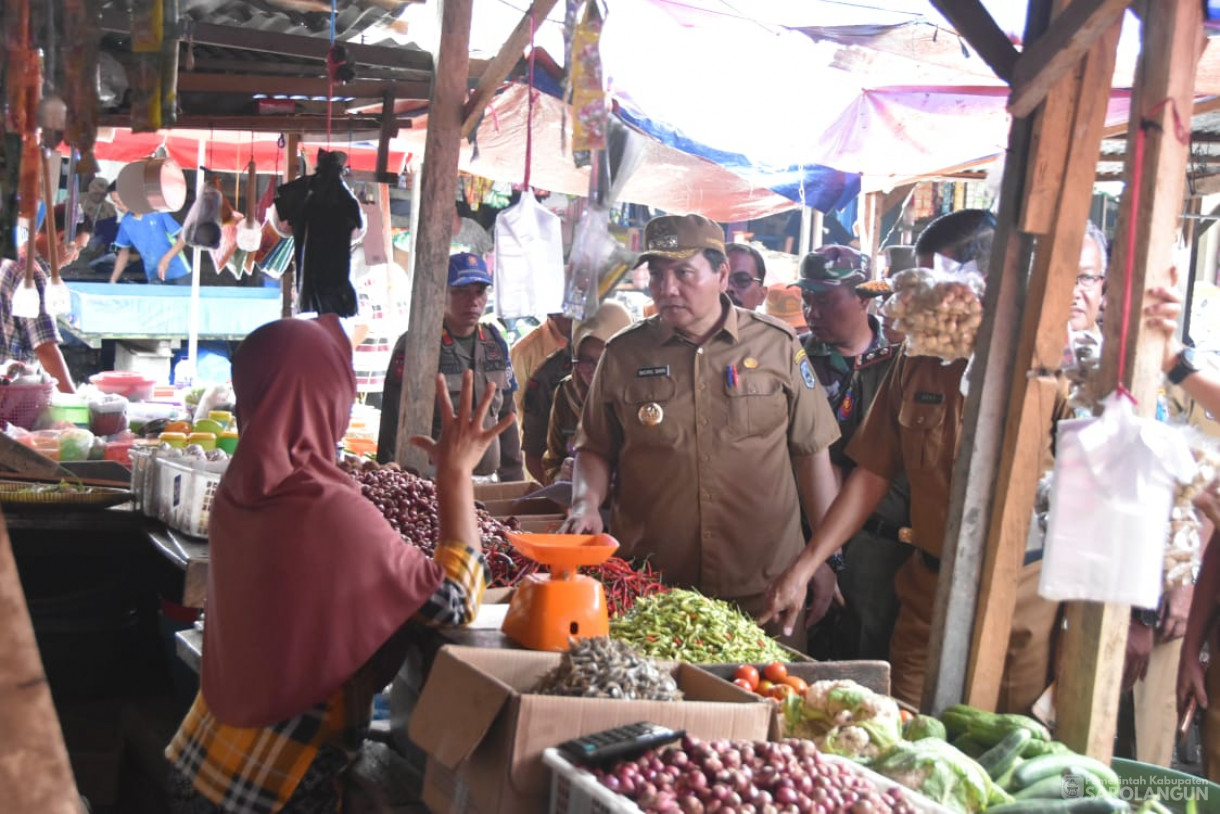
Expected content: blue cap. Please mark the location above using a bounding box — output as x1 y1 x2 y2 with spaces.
447 253 493 288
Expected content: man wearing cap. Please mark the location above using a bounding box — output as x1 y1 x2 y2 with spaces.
725 243 767 311
792 245 910 661
763 210 1060 712
376 253 523 480
562 214 840 644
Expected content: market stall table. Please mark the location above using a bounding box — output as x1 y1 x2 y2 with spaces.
144 520 209 608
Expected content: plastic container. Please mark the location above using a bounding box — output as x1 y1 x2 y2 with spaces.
0 380 55 429
158 458 228 538
159 432 188 449
19 433 60 460
90 371 157 401
217 431 239 455
58 428 95 462
186 432 217 451
207 410 233 428
127 401 182 433
48 392 90 427
89 394 129 437
1111 758 1220 813
104 441 137 468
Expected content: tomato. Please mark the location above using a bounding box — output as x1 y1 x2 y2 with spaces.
732 678 754 692
763 662 788 684
756 679 774 696
733 664 760 691
768 683 793 700
899 708 915 724
783 675 808 695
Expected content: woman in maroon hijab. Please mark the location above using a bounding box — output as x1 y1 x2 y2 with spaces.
165 315 510 813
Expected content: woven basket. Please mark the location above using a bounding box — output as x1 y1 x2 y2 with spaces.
0 381 54 429
0 481 133 508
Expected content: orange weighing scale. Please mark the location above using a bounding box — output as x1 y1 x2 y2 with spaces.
500 532 619 651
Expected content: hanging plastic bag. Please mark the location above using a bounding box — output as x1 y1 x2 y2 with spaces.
882 265 983 361
183 186 222 249
1040 393 1198 608
494 193 564 319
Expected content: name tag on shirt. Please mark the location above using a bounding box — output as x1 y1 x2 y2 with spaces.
636 365 670 378
914 391 944 405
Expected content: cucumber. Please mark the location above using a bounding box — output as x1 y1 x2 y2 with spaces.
1022 738 1074 759
1013 753 1121 793
987 798 1130 813
941 704 979 738
978 728 1033 780
952 732 988 758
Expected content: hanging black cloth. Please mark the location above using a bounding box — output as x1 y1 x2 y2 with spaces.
273 149 363 317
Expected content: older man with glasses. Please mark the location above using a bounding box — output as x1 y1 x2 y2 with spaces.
725 243 768 310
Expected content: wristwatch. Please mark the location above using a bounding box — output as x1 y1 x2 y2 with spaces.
1132 607 1159 627
1167 347 1200 386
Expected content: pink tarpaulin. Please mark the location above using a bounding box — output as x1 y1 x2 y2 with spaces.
399 83 796 222
63 128 409 175
812 86 1133 181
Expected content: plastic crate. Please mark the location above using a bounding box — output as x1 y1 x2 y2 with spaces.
0 381 54 430
170 460 227 538
156 458 192 527
542 748 955 814
130 446 160 514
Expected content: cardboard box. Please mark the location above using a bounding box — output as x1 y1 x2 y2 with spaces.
511 515 566 533
473 481 539 503
409 646 772 814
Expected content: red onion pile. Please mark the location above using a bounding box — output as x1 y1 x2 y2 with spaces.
594 736 918 814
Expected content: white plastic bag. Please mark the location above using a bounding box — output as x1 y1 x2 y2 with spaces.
492 193 564 319
1040 393 1197 608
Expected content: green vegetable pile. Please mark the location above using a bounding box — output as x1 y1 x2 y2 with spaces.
782 679 903 761
608 589 789 664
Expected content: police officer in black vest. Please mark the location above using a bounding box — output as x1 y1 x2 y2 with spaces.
377 253 524 480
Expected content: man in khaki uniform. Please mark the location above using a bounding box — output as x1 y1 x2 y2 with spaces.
763 210 1059 711
563 215 840 643
511 313 572 425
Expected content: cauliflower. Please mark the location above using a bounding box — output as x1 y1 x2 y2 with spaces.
784 680 902 761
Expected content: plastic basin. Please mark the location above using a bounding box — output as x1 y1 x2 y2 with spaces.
90 371 157 401
1111 757 1220 813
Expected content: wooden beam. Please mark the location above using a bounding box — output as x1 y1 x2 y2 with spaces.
927 0 1020 82
1060 0 1206 761
0 515 81 813
282 133 301 320
376 89 398 183
923 0 1055 716
966 13 1121 716
1190 173 1220 196
1009 0 1132 118
396 0 473 470
858 191 884 269
1101 95 1220 139
461 0 560 138
176 73 430 101
103 12 434 76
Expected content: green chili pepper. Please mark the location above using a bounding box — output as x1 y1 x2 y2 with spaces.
609 589 789 663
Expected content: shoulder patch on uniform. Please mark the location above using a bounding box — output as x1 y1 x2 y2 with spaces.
749 310 799 337
856 345 897 370
914 391 944 405
800 359 817 389
795 347 808 365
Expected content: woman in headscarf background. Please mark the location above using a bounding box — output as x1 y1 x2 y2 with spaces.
165 314 510 813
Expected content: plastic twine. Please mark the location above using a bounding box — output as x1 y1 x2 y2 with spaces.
523 8 538 190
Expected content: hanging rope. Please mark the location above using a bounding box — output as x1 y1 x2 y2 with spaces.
523 7 538 190
326 0 337 149
1115 97 1189 403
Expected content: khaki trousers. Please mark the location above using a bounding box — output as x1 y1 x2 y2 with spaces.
1131 638 1184 767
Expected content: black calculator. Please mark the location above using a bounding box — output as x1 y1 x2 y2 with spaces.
558 722 684 766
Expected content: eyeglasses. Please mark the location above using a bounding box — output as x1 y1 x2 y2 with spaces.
728 272 763 288
1075 274 1105 289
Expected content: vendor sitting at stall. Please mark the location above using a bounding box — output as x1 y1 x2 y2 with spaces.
165 315 511 813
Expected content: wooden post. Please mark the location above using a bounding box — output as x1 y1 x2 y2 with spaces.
922 0 1052 715
1058 0 1205 759
0 515 81 813
281 133 301 320
858 191 883 270
395 0 473 470
963 15 1121 713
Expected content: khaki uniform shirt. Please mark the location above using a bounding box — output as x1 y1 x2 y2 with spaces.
510 318 568 420
521 348 574 461
543 374 585 483
576 297 839 599
846 352 968 558
377 324 523 480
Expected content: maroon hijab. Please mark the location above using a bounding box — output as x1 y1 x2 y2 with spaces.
201 315 443 727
